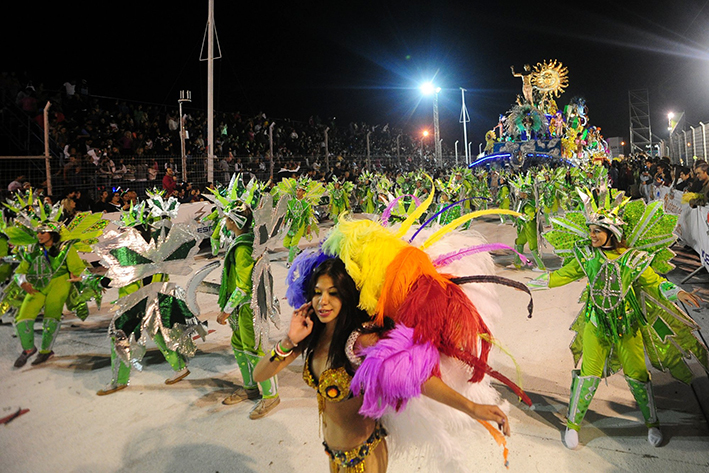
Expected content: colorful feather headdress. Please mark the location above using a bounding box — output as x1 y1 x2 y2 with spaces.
286 174 532 405
578 184 629 240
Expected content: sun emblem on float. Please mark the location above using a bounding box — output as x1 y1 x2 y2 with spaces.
531 59 569 98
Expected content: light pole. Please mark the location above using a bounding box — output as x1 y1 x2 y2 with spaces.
324 127 330 171
421 82 442 165
667 112 674 162
269 122 275 181
455 140 459 166
178 90 192 182
421 130 429 158
396 134 401 167
366 131 372 169
459 88 470 165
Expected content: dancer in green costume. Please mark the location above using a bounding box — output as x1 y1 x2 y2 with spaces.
201 178 288 418
529 186 708 449
275 177 324 267
5 192 105 368
510 171 546 269
95 191 205 395
325 176 354 224
12 228 85 367
216 202 280 418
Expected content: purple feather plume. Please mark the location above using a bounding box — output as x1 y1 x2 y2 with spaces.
432 243 529 267
351 324 440 419
285 248 331 308
381 194 422 226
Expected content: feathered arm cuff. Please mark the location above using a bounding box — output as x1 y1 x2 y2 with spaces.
659 280 680 301
351 324 440 419
223 287 249 314
527 272 550 291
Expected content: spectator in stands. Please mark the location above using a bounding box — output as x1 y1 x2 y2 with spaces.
688 162 709 208
108 192 123 211
687 161 707 192
162 167 177 196
63 155 82 189
218 155 232 185
60 197 77 223
121 190 138 210
92 189 113 212
674 167 692 191
8 175 25 193
117 131 134 155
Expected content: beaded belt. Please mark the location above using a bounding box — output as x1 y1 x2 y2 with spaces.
322 421 387 472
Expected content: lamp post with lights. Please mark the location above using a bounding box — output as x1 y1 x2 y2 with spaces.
421 82 442 166
421 130 429 159
668 112 675 162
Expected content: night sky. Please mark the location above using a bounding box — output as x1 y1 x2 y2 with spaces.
4 0 709 149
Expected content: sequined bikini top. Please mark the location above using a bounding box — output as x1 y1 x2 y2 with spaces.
302 352 353 403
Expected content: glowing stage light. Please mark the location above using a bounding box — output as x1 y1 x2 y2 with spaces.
420 82 441 96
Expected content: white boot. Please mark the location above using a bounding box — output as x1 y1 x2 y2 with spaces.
648 427 663 447
564 427 579 449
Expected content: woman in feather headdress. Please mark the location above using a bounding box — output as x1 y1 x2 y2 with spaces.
529 185 708 449
254 178 534 472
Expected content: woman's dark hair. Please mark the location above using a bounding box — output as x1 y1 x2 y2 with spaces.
594 226 627 250
44 231 61 257
302 258 371 371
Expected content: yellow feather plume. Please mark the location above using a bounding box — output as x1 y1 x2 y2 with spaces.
420 209 522 249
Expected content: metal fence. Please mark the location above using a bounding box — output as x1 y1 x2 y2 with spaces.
658 122 709 165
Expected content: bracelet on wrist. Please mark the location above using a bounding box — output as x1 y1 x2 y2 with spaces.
269 347 287 362
274 342 293 360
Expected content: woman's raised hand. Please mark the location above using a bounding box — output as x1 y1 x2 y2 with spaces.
288 302 314 345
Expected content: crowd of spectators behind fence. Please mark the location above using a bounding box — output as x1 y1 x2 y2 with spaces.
3 72 709 217
1 72 448 205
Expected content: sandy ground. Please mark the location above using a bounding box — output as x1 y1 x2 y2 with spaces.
0 216 708 473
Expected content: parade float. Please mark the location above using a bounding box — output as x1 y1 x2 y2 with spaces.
474 59 611 168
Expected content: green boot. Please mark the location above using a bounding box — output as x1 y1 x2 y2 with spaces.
244 351 278 399
233 349 258 390
531 249 546 271
514 244 526 269
565 370 600 448
626 376 663 447
97 343 131 395
154 332 187 372
14 319 36 351
39 318 61 353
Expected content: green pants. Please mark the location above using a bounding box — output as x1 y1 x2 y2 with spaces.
230 304 277 398
283 225 306 263
580 321 649 381
110 331 186 386
515 218 538 252
15 274 71 353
